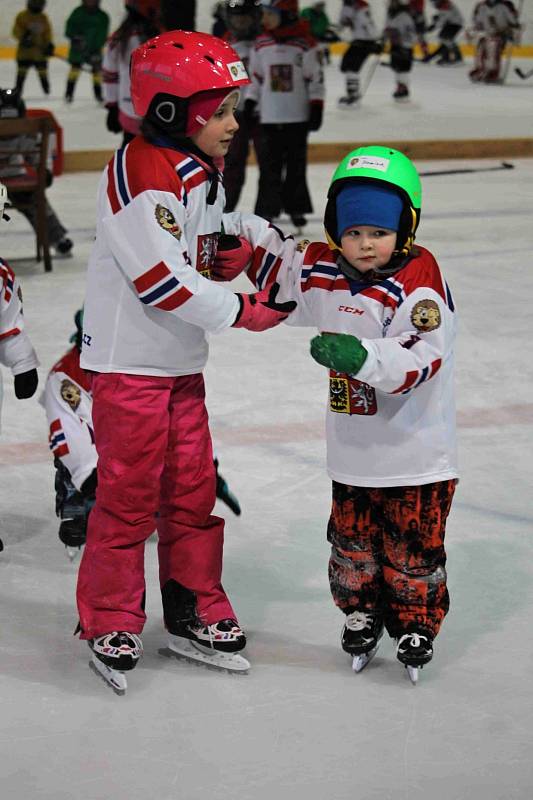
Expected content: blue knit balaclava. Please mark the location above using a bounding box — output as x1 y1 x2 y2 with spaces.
336 183 404 239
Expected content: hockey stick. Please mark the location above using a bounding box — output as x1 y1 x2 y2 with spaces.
419 162 514 177
500 0 524 84
359 54 381 99
514 66 533 80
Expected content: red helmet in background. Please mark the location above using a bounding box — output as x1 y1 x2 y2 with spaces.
130 30 249 136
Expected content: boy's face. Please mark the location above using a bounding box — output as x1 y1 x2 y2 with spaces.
340 225 397 273
262 9 281 29
190 93 239 158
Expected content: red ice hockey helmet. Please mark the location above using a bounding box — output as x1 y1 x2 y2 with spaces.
130 31 249 136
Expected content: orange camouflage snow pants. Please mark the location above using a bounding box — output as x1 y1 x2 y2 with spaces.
327 479 457 638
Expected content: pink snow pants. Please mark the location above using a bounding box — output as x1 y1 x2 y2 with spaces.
76 372 235 639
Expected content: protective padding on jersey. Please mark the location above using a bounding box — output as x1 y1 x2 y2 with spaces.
130 30 250 118
324 146 422 256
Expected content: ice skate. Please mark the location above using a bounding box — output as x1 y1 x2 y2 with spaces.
396 629 433 685
338 94 360 108
160 618 250 674
341 610 383 673
88 632 143 695
393 82 409 102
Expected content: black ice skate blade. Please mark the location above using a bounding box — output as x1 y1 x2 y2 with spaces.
89 657 127 696
158 640 250 675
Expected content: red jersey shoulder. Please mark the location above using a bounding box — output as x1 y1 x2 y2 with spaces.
399 246 448 302
303 241 335 266
50 346 92 393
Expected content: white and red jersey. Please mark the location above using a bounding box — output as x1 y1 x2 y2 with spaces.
471 0 519 36
223 214 458 487
0 257 39 421
384 9 417 49
42 346 96 491
245 30 324 124
339 1 378 41
81 137 240 377
102 31 142 136
431 1 464 31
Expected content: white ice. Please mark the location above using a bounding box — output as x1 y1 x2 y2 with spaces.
0 54 533 800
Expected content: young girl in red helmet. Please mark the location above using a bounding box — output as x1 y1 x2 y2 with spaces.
76 30 296 693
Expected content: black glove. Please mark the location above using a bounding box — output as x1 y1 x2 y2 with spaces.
371 39 384 54
243 98 258 123
21 32 34 48
14 368 38 399
308 102 323 132
80 468 97 501
44 42 55 57
106 105 122 133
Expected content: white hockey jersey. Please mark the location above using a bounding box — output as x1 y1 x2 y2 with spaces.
223 35 254 112
102 31 142 136
222 214 458 488
339 2 378 41
0 257 39 425
431 1 464 32
42 345 96 491
471 0 519 36
384 9 417 49
246 30 324 124
81 137 240 377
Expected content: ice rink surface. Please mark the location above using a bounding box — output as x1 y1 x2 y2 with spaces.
1 53 533 800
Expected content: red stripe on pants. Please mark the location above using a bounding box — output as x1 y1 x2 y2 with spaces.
76 372 235 639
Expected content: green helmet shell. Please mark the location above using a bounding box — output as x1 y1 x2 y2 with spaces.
325 146 422 257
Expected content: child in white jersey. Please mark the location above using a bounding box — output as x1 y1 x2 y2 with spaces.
77 30 296 692
218 146 458 679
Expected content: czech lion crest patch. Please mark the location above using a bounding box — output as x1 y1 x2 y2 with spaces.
410 298 441 332
60 379 81 411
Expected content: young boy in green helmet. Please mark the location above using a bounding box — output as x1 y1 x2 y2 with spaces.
216 145 458 681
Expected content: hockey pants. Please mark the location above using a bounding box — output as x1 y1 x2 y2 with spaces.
254 122 313 220
76 372 236 639
327 479 456 638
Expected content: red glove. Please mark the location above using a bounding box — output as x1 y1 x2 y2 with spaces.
233 282 296 332
211 234 252 281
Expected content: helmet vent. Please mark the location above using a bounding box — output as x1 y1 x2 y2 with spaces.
172 43 184 49
204 55 216 65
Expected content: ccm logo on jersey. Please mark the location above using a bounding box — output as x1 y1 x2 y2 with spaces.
338 305 364 315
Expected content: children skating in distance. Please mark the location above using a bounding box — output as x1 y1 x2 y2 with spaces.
337 0 382 107
12 0 55 97
77 30 296 694
423 0 464 65
384 0 417 101
468 0 521 83
0 181 40 554
219 146 458 682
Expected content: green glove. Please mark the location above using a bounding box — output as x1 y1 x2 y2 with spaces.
310 333 368 375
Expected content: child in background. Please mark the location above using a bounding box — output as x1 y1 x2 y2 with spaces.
42 309 242 561
300 2 339 64
218 146 458 681
102 0 162 146
222 0 263 211
384 0 417 100
423 0 464 65
0 180 40 554
468 0 521 83
12 0 54 96
244 0 324 231
77 30 296 693
409 0 429 59
337 0 382 107
64 0 110 103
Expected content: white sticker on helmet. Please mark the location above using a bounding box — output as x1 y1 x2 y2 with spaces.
347 156 390 172
227 60 248 82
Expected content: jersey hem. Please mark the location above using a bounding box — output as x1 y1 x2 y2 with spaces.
327 468 459 488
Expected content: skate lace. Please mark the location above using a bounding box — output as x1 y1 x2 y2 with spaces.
398 632 427 649
345 611 374 631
